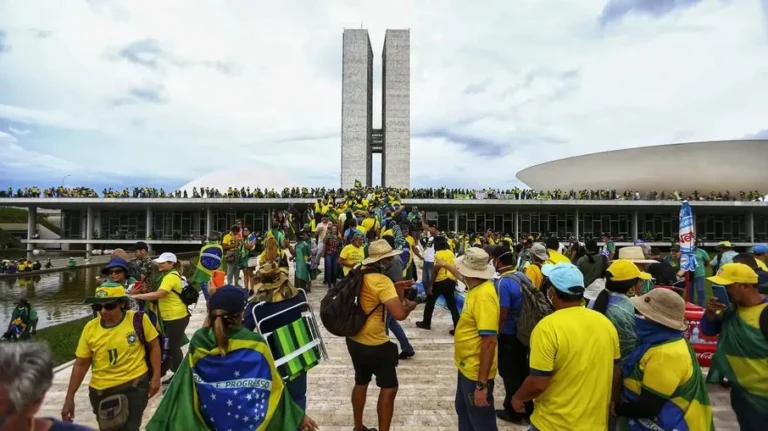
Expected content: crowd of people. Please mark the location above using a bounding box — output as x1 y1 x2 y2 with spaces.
1 257 53 274
2 184 765 201
2 187 768 431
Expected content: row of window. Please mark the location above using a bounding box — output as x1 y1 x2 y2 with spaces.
59 210 768 242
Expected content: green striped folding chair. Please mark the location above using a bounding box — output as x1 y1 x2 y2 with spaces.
269 317 322 381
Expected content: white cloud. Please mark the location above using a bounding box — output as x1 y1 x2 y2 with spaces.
0 0 766 189
7 126 30 136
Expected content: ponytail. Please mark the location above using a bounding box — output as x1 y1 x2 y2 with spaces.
209 309 242 357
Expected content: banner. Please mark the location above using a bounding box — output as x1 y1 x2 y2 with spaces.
679 201 697 272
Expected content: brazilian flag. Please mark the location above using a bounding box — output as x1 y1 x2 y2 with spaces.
146 326 304 431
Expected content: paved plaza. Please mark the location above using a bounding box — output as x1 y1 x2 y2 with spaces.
41 277 740 430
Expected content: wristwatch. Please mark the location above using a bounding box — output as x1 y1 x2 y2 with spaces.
475 382 487 391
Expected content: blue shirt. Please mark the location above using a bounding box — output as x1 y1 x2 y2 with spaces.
494 271 530 335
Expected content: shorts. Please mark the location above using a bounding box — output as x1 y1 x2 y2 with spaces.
345 338 399 388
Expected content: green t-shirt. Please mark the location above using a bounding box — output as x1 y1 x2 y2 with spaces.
294 240 311 282
693 248 709 278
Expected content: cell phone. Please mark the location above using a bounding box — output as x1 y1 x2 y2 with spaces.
711 284 730 306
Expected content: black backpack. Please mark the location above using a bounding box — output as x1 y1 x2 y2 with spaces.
320 267 381 337
166 272 199 306
133 311 170 378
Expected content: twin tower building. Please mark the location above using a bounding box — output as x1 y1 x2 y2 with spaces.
341 29 410 189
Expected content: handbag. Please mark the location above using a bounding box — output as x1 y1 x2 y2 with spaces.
96 393 130 430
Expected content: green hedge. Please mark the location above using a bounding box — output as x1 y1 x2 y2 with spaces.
34 317 90 366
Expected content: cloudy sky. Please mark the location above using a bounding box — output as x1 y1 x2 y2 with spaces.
1 0 767 192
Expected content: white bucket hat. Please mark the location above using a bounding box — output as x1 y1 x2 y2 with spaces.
361 240 402 265
457 247 496 280
615 246 657 264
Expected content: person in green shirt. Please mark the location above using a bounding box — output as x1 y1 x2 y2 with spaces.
690 243 711 306
292 229 311 293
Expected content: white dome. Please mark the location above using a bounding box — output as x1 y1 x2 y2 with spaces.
180 165 299 193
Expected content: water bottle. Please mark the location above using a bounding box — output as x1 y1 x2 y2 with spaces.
690 326 701 344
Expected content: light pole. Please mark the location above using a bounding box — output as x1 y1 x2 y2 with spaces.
61 174 71 187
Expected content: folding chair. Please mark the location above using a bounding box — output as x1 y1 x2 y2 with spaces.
251 289 329 382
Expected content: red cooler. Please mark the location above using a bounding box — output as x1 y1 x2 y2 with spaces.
683 303 718 367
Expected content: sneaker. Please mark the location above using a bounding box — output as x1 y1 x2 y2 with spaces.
415 321 431 330
398 351 415 360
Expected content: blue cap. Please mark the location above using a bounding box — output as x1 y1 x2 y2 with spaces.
209 285 248 315
101 257 130 274
542 263 585 294
752 244 768 255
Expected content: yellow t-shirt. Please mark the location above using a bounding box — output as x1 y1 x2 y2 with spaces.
756 258 768 271
349 273 399 346
546 249 571 265
361 217 378 234
525 263 544 289
339 244 364 276
434 249 456 282
623 338 713 431
529 306 620 431
454 280 500 381
75 311 159 390
222 233 236 249
727 302 768 395
157 271 189 321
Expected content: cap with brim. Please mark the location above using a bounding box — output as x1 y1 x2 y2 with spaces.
457 248 495 279
606 260 652 281
362 240 403 265
631 289 687 331
209 285 248 315
542 263 585 294
752 244 768 255
153 252 177 264
84 283 129 304
718 241 733 248
707 263 758 286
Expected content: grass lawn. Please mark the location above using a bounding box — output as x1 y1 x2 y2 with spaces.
34 317 90 366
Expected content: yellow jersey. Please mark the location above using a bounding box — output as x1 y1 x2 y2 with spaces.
454 280 499 381
434 249 456 282
157 271 189 321
339 244 364 276
75 311 158 390
349 273 398 346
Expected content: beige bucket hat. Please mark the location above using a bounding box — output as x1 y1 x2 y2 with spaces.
615 246 657 264
530 243 549 261
630 288 687 331
361 239 402 265
457 247 496 279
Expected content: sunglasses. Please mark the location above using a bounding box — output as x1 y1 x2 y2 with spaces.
92 302 120 312
107 269 124 275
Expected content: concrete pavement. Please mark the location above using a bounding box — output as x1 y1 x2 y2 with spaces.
40 277 740 430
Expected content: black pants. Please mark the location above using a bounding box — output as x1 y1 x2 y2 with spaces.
498 334 533 420
88 374 149 431
164 315 190 372
422 279 460 328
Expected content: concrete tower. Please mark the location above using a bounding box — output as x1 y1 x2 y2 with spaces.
341 29 410 188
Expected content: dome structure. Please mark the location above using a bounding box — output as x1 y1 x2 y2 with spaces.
179 165 299 194
516 140 768 194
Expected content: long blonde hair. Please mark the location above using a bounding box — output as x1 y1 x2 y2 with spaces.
210 309 242 357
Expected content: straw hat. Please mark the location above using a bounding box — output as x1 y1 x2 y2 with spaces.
630 288 687 331
252 262 296 303
362 239 403 265
615 246 657 264
457 247 496 279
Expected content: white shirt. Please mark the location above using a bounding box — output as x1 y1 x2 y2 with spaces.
423 235 435 263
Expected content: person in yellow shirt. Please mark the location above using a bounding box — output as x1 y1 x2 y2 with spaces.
345 240 417 431
339 233 365 276
416 236 460 334
434 247 500 430
753 244 768 271
512 263 620 431
130 252 189 383
525 243 549 289
545 237 571 264
62 285 161 430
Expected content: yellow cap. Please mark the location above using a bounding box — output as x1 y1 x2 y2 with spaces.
606 260 652 282
707 263 758 285
718 241 733 248
84 284 128 304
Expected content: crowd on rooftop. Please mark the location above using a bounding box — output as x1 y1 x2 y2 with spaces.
1 184 765 201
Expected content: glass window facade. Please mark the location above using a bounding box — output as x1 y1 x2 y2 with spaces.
638 213 679 242
695 214 747 242
212 211 271 235
98 211 146 240
61 210 82 239
757 215 768 242
151 211 206 240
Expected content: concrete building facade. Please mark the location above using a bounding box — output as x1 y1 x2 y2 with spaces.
341 29 374 189
341 29 410 188
382 29 411 188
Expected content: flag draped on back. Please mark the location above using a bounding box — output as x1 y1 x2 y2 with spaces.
146 326 304 431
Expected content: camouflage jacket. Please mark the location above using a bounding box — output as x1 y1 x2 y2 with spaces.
131 257 156 292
